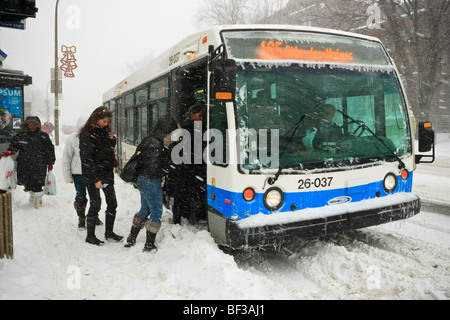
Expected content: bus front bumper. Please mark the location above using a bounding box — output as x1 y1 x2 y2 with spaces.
208 193 420 249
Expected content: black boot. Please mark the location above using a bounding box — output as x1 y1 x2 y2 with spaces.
74 201 87 229
143 221 161 252
96 217 103 226
105 211 123 242
143 231 157 252
124 214 145 248
86 219 104 246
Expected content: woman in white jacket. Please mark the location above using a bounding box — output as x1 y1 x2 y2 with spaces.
62 117 90 229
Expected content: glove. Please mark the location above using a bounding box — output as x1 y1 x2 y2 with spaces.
48 164 53 171
1 150 14 157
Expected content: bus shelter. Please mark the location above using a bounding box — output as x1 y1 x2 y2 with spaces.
0 69 32 153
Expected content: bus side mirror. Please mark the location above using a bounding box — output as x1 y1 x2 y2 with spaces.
211 59 236 102
416 121 435 164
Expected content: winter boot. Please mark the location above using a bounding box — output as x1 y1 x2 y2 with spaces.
124 214 146 248
74 201 87 229
34 192 43 209
142 221 161 252
143 231 157 252
95 217 103 226
104 211 124 242
28 192 36 204
85 218 104 246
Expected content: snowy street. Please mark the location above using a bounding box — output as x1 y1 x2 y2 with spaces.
0 134 449 300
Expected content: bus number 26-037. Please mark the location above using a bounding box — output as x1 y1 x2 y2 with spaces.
298 177 333 189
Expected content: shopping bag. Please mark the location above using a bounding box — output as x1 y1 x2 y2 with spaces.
0 156 17 190
119 152 142 183
44 171 57 195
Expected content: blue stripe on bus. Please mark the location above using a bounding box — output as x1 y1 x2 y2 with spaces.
207 172 414 220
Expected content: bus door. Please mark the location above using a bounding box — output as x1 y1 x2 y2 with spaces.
171 58 209 222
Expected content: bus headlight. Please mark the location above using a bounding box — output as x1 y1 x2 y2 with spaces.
263 187 284 211
383 173 397 193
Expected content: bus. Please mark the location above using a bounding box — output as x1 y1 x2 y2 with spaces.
103 25 435 249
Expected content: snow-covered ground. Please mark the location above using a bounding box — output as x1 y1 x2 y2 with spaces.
0 134 449 300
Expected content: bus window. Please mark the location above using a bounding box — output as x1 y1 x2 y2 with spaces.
125 108 134 142
150 77 169 100
136 87 148 104
125 92 134 107
137 105 148 143
151 101 168 128
109 100 116 132
209 100 228 166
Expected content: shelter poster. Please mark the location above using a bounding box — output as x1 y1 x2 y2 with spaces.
0 88 23 131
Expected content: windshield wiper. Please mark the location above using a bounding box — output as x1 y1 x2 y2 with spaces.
267 98 326 186
336 110 406 170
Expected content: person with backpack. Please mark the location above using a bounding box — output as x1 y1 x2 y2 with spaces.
124 114 177 252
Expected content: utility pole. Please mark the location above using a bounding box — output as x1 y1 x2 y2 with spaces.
54 0 60 146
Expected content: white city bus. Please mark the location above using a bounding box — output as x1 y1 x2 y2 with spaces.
103 25 435 249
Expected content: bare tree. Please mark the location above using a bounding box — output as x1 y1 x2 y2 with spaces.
373 0 450 123
120 51 155 77
194 0 449 124
260 0 449 124
195 0 289 26
246 0 289 24
195 0 249 26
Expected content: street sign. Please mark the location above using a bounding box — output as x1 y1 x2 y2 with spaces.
0 21 25 30
50 68 62 80
0 49 6 67
51 80 62 94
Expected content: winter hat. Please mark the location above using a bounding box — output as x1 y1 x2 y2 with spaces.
21 116 42 132
25 116 41 124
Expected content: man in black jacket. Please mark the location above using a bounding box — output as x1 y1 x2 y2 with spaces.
168 105 207 225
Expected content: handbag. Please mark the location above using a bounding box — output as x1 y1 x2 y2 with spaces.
44 171 57 195
111 147 119 168
0 156 17 190
119 152 142 183
112 154 119 168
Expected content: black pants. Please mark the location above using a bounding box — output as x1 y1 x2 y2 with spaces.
172 191 206 224
86 184 117 221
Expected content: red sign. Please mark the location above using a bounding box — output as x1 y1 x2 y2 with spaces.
257 41 354 63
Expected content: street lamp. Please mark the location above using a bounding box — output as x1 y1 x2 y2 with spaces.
54 0 60 146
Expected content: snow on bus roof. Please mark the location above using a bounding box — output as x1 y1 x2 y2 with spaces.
215 24 381 42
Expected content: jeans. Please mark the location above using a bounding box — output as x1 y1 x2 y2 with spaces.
86 183 117 220
72 174 87 203
136 177 162 223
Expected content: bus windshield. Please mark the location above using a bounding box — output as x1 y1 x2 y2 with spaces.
235 65 412 171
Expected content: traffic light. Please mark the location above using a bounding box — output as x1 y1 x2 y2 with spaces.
0 0 38 24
